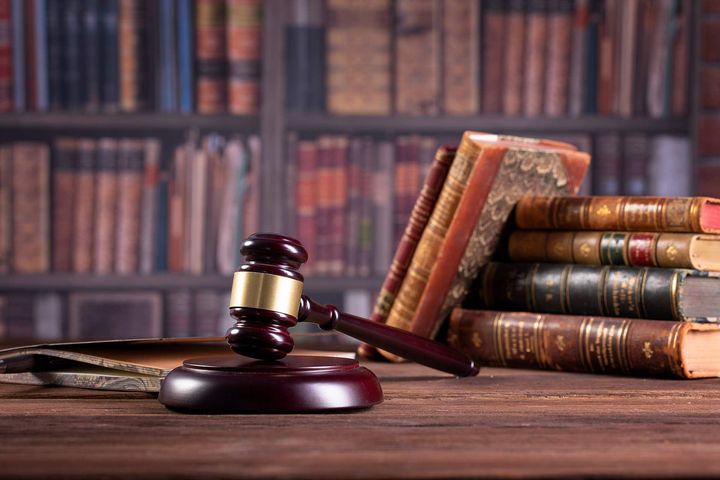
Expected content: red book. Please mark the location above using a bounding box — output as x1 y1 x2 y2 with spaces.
0 0 11 112
295 140 318 276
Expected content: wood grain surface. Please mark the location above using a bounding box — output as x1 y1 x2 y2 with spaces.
1 362 720 478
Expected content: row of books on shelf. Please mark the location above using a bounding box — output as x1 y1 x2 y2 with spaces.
0 133 260 275
359 131 720 378
0 0 262 114
287 0 689 118
0 289 233 340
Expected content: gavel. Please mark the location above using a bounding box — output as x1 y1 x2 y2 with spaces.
225 233 478 377
159 233 477 413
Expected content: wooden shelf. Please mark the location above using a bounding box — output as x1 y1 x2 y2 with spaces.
0 274 382 292
0 113 260 131
286 114 690 134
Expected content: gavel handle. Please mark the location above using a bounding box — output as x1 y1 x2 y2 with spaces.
298 296 479 377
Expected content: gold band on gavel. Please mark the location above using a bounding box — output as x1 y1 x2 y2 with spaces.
229 271 304 317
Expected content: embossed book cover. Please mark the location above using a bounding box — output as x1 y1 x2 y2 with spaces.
381 132 590 359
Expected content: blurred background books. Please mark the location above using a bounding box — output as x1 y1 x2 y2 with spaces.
0 0 717 345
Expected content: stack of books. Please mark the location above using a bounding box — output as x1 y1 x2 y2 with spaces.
448 196 720 379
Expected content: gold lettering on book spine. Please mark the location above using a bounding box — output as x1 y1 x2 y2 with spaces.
667 323 684 377
437 148 571 328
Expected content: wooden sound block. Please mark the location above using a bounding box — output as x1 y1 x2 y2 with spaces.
158 355 384 413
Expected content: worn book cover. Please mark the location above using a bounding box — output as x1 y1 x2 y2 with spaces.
449 309 720 378
381 133 590 361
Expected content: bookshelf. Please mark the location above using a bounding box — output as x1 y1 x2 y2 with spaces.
0 0 706 338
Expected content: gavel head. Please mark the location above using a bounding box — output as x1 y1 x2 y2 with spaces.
226 233 308 360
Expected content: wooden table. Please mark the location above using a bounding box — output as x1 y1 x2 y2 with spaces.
2 361 720 478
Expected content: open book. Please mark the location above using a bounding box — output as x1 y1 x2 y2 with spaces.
0 335 355 392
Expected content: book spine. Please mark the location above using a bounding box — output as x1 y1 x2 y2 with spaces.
544 0 573 116
583 0 601 113
515 196 715 233
592 133 621 195
361 145 454 358
409 143 589 345
295 140 319 275
373 140 394 276
382 133 483 342
33 0 47 111
442 0 478 115
312 137 330 275
449 309 694 378
358 137 375 276
144 0 158 111
100 0 119 111
670 0 688 116
168 146 186 273
471 262 691 321
345 138 362 276
522 0 547 116
119 0 142 112
6 293 34 339
72 139 96 273
62 0 82 110
508 230 707 270
140 139 160 274
243 135 260 243
11 143 49 273
617 0 638 117
0 146 11 272
226 0 262 115
568 0 588 116
83 0 101 111
23 0 37 110
177 0 193 113
326 0 391 114
94 138 118 274
394 0 440 115
597 0 617 114
331 136 349 275
481 0 504 113
502 0 526 115
10 0 23 112
45 0 62 110
158 0 176 113
115 139 144 273
284 1 304 113
195 0 227 114
51 138 76 272
0 0 11 112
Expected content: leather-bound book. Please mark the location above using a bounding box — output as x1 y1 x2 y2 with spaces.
100 0 120 112
380 133 589 360
242 135 261 239
394 0 440 115
94 138 118 274
373 140 395 276
114 139 144 274
51 138 76 272
72 139 97 273
442 0 478 114
544 0 573 116
0 0 11 112
118 0 146 112
82 0 101 111
522 0 547 117
345 138 363 276
596 0 618 115
314 136 332 275
617 0 638 118
515 196 720 234
502 0 526 115
568 0 589 116
11 142 49 273
139 139 160 274
508 231 720 271
226 0 262 114
359 145 455 360
0 146 10 272
482 0 505 114
357 137 375 277
448 309 720 379
329 136 349 275
326 0 391 114
195 0 227 114
168 145 188 273
470 262 720 322
295 140 318 276
670 0 689 116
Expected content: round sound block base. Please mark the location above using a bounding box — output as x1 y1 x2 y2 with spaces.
158 355 384 413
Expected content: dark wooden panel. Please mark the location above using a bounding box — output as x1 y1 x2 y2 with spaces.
1 364 719 478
